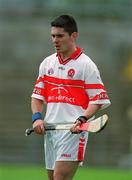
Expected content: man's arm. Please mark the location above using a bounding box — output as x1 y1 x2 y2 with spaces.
31 97 45 134
70 104 101 133
83 104 101 119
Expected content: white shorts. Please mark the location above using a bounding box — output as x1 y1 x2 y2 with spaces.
44 130 88 170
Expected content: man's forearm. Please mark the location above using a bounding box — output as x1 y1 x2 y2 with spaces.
31 97 43 113
31 97 45 134
83 104 101 120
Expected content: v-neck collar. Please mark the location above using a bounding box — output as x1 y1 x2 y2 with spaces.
57 47 83 65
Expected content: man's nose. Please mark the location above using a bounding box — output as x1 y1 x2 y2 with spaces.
53 37 59 43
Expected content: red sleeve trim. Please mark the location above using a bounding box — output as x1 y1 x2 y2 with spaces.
90 91 109 101
33 87 45 96
85 84 106 90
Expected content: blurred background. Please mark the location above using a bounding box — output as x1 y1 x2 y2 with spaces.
0 0 132 170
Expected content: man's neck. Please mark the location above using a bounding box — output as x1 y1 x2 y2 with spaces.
60 46 77 61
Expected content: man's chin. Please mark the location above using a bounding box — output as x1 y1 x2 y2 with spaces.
56 48 61 53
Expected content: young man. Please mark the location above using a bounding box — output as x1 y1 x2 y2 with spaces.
31 15 111 180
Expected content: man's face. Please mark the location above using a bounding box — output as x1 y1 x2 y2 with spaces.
51 26 77 54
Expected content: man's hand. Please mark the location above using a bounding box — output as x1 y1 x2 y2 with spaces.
70 120 82 133
70 116 88 133
32 120 45 135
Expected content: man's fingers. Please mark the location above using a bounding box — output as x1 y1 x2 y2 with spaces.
34 125 44 134
70 123 81 133
33 120 45 134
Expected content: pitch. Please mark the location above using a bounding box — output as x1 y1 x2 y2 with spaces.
1 164 132 180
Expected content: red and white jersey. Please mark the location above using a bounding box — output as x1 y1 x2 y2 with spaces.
31 47 111 124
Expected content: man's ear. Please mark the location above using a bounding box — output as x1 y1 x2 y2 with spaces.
71 32 78 41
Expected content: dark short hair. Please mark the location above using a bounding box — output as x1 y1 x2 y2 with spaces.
51 15 78 35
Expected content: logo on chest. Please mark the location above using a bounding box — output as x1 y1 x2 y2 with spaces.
48 68 54 75
58 66 65 70
67 68 75 78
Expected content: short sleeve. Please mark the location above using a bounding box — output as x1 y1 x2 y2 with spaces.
84 60 111 109
31 62 46 102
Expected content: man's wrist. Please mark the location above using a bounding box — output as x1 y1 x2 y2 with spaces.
32 112 42 123
76 116 88 124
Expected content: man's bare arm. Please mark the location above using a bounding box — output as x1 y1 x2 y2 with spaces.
31 97 45 134
70 104 101 133
83 104 101 119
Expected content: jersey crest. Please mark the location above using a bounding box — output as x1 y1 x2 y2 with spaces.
48 68 54 75
67 68 75 78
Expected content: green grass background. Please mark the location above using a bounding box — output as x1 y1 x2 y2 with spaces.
0 165 132 180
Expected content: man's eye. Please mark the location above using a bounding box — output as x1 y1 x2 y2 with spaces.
51 34 64 38
57 34 64 38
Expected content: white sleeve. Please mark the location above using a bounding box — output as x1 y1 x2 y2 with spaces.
84 60 111 109
31 62 46 102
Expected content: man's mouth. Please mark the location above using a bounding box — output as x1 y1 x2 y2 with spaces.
55 45 61 50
